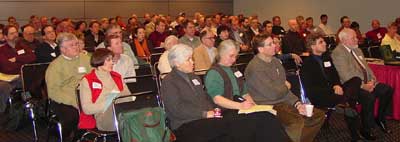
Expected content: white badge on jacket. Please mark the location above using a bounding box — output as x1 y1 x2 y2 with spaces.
234 71 243 78
17 49 25 55
78 67 87 73
192 79 201 86
323 61 332 68
50 52 56 57
92 82 102 89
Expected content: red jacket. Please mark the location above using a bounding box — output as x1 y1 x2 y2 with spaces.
78 69 124 129
0 42 36 74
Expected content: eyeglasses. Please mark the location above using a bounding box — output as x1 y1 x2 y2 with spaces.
264 42 275 47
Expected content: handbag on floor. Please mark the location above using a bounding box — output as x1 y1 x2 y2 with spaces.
118 107 172 142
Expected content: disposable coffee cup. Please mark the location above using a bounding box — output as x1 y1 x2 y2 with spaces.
305 104 314 117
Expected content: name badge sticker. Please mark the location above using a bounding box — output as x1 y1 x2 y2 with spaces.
92 82 102 89
323 61 332 67
17 49 25 55
50 52 56 57
234 71 243 78
78 67 87 73
192 79 201 86
377 33 382 39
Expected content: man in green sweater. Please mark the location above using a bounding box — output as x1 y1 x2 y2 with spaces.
45 32 91 141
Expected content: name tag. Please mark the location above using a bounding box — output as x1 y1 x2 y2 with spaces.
78 67 87 73
17 49 25 55
234 71 243 78
50 52 56 57
323 61 332 67
377 33 382 39
281 29 285 33
92 82 102 89
192 79 201 86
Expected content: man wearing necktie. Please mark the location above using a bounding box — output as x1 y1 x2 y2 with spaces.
331 28 393 140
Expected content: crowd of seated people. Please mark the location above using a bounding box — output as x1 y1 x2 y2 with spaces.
0 12 398 142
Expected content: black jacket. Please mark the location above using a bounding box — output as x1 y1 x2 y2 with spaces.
35 42 60 63
84 30 105 52
161 68 214 130
300 54 342 107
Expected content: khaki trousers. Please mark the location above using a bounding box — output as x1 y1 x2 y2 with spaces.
274 103 325 142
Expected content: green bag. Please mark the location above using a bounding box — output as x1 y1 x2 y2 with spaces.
118 107 171 142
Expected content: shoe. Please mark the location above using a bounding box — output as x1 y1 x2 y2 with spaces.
350 133 365 142
360 130 376 140
376 120 391 134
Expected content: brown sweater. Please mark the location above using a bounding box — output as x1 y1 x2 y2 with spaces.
244 55 299 106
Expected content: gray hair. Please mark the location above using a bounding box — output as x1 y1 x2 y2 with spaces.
168 44 193 68
338 28 354 42
217 39 239 61
105 24 121 35
56 32 77 48
163 35 179 50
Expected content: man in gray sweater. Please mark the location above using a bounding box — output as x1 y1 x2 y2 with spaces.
245 34 325 142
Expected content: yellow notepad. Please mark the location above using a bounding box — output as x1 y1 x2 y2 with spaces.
0 73 19 82
238 105 277 115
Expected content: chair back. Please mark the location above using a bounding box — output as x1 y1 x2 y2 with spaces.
112 91 161 141
150 53 163 66
135 63 153 76
20 62 50 99
125 74 159 95
151 47 165 54
380 45 394 61
236 52 254 64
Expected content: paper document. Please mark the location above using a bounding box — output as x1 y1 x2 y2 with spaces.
238 105 276 115
0 73 19 82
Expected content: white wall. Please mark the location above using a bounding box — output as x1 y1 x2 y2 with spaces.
0 0 233 25
234 0 397 33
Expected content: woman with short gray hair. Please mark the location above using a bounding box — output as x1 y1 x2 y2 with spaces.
162 43 251 142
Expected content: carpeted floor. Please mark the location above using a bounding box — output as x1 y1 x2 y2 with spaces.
0 111 398 142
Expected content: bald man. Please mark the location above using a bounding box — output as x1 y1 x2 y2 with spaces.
281 19 309 96
366 19 388 45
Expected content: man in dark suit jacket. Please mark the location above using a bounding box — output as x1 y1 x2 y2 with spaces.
35 25 60 63
281 19 309 97
301 34 364 141
332 28 393 139
84 21 105 52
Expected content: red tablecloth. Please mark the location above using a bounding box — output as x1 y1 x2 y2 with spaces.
369 64 400 120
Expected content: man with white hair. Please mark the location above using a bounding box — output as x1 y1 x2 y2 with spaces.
332 28 393 140
158 35 179 75
45 32 91 141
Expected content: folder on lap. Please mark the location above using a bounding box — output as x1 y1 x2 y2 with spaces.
0 73 19 82
238 105 276 115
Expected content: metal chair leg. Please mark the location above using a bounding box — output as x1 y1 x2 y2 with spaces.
57 122 63 142
26 102 39 142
